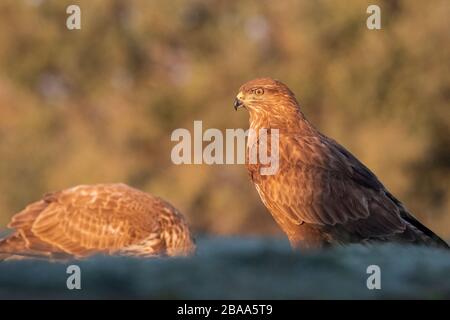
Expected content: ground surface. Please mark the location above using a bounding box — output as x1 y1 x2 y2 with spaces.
0 237 449 299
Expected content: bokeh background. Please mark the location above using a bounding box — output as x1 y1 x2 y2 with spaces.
0 0 448 239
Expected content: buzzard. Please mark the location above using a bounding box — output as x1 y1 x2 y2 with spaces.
0 183 195 260
234 77 448 249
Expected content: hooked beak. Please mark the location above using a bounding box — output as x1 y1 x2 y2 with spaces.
234 98 244 111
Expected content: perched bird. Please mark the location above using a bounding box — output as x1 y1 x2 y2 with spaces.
234 77 448 250
0 183 195 260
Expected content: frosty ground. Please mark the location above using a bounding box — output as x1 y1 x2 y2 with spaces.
0 237 449 299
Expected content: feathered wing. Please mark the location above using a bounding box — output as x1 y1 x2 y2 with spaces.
251 133 448 248
1 199 69 260
0 184 173 260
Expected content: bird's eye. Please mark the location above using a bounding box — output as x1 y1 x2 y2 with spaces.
254 88 264 95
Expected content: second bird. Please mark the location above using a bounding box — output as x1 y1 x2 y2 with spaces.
234 77 448 250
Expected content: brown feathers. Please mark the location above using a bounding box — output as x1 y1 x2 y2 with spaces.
236 77 448 249
0 184 195 260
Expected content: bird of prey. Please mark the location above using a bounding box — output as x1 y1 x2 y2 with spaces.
0 183 195 260
234 77 448 250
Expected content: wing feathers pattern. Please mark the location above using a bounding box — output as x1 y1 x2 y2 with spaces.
0 184 195 259
249 132 447 247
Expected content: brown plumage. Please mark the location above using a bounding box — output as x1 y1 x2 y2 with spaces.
235 77 448 250
0 183 195 260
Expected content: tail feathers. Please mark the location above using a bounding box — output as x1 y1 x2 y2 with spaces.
0 232 71 261
0 232 48 260
401 213 449 249
0 253 37 262
0 232 27 253
385 192 449 249
0 253 12 262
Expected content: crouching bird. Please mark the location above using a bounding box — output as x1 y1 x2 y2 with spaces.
234 77 448 250
0 183 195 261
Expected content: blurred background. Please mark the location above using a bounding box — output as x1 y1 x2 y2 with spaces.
0 0 448 238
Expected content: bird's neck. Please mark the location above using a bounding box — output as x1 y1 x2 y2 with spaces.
249 109 315 135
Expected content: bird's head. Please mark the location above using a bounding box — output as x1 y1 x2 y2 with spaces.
234 77 300 116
